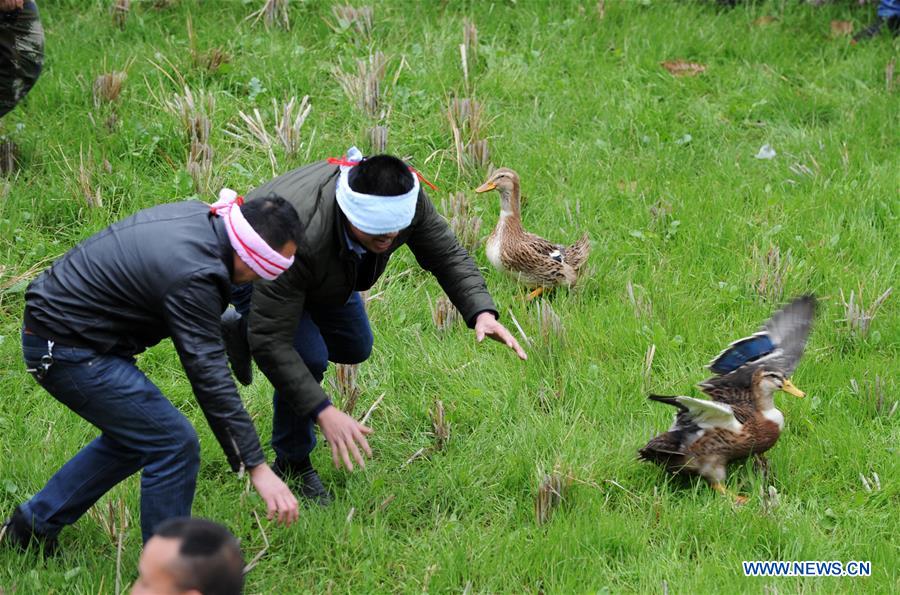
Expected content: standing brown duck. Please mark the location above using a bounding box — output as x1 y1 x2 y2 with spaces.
474 168 590 299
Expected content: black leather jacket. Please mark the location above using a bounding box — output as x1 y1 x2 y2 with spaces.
24 201 264 472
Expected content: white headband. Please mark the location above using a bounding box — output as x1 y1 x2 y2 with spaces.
334 146 419 235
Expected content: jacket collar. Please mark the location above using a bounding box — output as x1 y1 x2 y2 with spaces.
210 214 235 278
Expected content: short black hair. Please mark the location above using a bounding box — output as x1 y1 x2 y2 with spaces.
241 194 302 249
347 154 415 196
154 517 244 595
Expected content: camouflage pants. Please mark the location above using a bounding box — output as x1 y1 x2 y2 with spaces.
0 1 43 118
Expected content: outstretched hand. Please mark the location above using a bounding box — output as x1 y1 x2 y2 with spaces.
316 405 373 471
474 312 528 360
249 464 299 526
0 0 24 12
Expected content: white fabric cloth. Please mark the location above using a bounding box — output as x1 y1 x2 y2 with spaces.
334 146 419 235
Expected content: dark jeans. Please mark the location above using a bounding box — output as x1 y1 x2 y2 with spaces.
232 285 373 463
20 332 200 543
0 1 44 118
879 0 900 18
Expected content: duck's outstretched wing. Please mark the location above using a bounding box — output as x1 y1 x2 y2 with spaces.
708 295 816 376
648 395 741 431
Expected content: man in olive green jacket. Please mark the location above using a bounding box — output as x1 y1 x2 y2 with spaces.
227 147 525 502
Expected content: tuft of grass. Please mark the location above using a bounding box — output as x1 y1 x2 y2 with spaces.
0 139 19 176
187 15 230 74
752 243 794 303
447 97 490 172
92 71 127 108
161 86 216 194
534 466 570 526
429 294 459 332
247 0 290 31
332 363 361 417
111 0 130 30
332 51 388 120
430 399 449 451
225 96 312 175
330 5 374 42
368 124 388 153
849 374 896 419
439 191 482 253
0 1 897 592
839 285 892 339
536 300 564 343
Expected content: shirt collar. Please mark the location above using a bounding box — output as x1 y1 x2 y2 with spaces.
342 224 367 257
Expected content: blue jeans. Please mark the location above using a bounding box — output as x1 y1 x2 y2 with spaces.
232 286 373 463
19 332 200 543
879 0 900 18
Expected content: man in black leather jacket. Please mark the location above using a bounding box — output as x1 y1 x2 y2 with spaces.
4 195 301 552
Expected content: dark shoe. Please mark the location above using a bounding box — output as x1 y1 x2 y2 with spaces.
272 458 334 506
853 16 900 42
2 507 58 556
221 307 253 386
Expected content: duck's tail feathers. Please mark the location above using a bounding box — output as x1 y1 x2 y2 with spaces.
565 233 591 271
647 394 688 412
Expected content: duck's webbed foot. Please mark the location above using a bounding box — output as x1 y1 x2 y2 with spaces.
711 482 749 506
525 286 552 301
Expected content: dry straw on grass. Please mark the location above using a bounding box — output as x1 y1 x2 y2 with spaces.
447 97 490 172
330 5 374 41
643 343 656 390
242 511 270 576
460 19 478 91
59 145 103 208
93 71 127 108
162 87 216 194
111 0 130 30
225 96 312 174
87 497 129 544
369 125 388 153
248 0 290 30
839 285 892 339
536 301 564 342
332 52 388 119
752 243 793 303
625 280 652 320
0 140 19 176
333 363 361 416
439 191 482 253
429 294 460 332
430 399 449 451
535 466 570 525
850 374 896 419
187 15 230 73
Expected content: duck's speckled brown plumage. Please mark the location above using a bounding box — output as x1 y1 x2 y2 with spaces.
639 296 817 501
640 369 786 486
476 168 590 290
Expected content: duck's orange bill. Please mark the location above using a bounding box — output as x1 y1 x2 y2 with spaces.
782 378 805 398
475 181 496 193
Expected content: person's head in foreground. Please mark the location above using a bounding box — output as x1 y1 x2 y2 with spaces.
214 191 301 284
131 518 244 595
336 147 419 253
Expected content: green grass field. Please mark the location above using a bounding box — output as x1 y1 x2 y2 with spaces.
1 0 897 592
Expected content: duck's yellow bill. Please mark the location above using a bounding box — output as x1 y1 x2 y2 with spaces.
781 378 805 398
475 181 496 193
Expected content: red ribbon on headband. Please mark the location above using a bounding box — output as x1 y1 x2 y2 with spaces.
327 157 438 192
